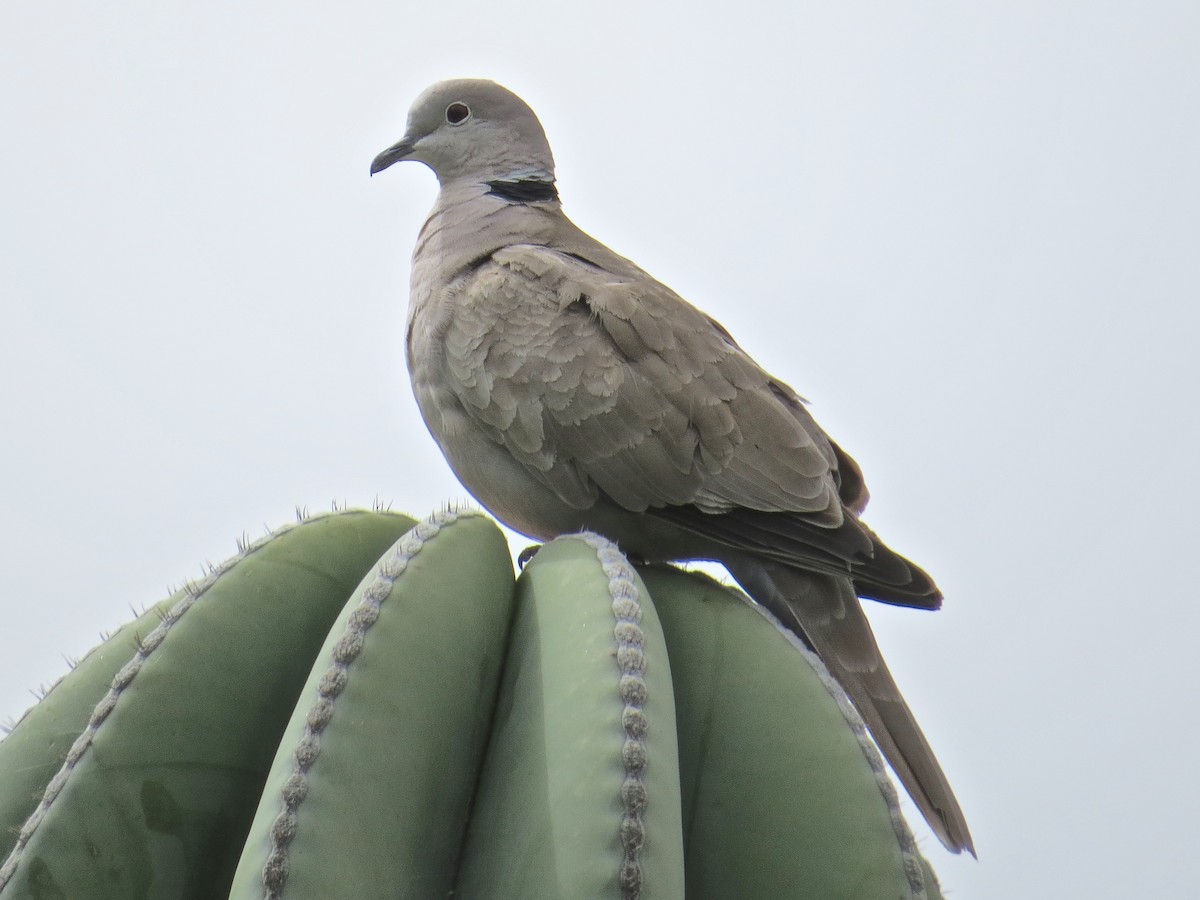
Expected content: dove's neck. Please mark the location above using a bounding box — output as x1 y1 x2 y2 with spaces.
484 177 559 204
408 178 565 326
476 165 557 201
414 179 561 272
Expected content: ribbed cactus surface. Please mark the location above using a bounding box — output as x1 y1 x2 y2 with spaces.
0 508 943 899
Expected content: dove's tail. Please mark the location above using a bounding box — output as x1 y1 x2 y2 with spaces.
723 555 976 857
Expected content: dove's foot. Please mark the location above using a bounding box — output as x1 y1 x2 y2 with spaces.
517 544 543 568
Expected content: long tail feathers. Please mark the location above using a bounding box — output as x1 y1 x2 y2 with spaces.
724 555 976 856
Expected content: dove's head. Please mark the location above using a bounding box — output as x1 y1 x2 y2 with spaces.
371 79 555 186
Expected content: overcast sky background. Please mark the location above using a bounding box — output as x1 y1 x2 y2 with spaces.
2 3 1197 897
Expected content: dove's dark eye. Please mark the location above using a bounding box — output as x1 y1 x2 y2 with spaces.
445 102 470 125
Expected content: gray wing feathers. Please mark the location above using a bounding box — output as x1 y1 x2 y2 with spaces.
444 243 847 520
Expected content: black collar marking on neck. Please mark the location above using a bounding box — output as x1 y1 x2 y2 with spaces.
486 179 559 203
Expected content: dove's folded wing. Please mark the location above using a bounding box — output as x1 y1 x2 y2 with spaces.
446 244 848 510
434 243 941 600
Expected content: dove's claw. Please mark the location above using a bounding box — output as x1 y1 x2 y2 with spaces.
517 544 543 569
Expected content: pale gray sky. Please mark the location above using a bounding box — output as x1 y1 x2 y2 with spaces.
2 3 1197 897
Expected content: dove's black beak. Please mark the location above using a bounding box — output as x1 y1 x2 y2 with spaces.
370 136 417 175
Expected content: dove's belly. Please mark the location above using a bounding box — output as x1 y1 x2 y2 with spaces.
407 339 575 536
429 405 580 538
410 361 722 563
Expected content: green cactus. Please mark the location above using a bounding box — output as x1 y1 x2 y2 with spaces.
0 508 944 899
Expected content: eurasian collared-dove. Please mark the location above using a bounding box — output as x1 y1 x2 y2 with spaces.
371 79 974 856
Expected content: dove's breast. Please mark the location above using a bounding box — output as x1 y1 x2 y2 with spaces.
407 247 585 528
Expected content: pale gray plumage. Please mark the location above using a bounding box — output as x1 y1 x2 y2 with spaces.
372 78 974 855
